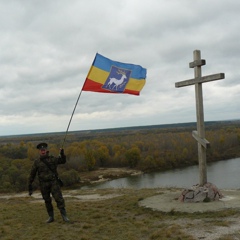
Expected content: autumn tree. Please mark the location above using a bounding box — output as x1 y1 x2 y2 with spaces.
125 147 141 168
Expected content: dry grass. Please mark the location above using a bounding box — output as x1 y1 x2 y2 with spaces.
0 188 240 240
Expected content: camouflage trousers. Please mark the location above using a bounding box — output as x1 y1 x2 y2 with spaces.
40 180 65 213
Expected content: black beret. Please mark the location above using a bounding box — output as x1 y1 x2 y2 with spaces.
36 142 48 150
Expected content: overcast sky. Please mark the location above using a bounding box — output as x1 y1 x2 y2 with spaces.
1 0 239 136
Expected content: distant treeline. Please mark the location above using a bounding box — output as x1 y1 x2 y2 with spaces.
0 120 239 192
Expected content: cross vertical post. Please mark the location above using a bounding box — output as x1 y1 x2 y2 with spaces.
175 50 225 186
193 50 207 185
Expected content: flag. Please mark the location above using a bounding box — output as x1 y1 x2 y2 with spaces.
82 53 147 96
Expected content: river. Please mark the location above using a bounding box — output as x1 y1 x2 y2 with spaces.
83 158 240 189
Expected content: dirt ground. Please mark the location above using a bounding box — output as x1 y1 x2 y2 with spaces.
139 188 240 240
1 168 240 239
1 186 240 240
139 188 240 213
79 168 240 240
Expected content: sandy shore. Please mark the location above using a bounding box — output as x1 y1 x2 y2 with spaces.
79 167 143 185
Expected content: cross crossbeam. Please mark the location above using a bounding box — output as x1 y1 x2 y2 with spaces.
175 50 225 186
175 73 225 88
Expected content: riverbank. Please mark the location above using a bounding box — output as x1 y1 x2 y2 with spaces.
79 167 143 185
79 158 240 190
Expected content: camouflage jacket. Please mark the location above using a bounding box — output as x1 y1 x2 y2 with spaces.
29 154 66 184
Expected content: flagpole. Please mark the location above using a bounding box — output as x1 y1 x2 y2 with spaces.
61 54 97 149
61 88 83 148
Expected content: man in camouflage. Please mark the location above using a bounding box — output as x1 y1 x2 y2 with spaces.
28 142 70 223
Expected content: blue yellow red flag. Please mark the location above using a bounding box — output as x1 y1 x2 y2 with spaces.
82 53 147 96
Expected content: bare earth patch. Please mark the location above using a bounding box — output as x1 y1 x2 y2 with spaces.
164 217 240 240
79 167 142 184
139 188 240 240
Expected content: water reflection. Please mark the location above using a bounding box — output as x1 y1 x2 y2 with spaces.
82 158 240 189
207 158 240 188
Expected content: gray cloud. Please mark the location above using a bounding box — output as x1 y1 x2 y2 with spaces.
0 0 239 136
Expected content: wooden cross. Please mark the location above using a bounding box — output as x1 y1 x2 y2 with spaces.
175 50 225 186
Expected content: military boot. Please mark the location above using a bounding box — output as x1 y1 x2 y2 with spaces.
60 208 70 222
46 211 54 223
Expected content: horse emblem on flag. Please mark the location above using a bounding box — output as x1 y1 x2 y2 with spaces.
102 66 131 93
